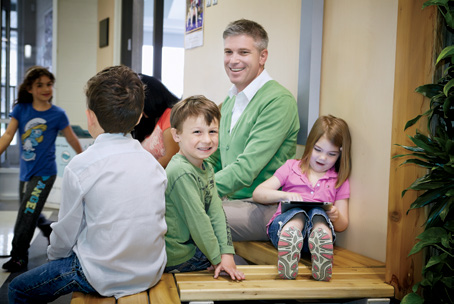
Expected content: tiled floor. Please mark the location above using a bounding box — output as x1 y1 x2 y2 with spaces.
0 200 71 304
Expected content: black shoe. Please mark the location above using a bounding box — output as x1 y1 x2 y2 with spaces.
2 258 27 272
39 222 53 244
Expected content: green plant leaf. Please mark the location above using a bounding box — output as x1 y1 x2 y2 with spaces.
439 197 453 221
409 186 450 209
445 220 454 232
409 227 447 255
399 158 434 168
401 292 424 304
415 84 443 98
441 276 454 289
436 45 454 65
443 95 454 115
443 78 454 96
405 115 423 130
426 253 448 268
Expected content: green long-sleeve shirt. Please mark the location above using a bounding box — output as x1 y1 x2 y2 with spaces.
208 80 300 199
164 154 234 267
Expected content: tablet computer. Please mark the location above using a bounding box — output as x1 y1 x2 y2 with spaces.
280 200 333 213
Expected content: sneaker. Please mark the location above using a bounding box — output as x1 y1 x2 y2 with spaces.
39 221 53 245
2 257 27 272
308 227 333 281
277 226 303 279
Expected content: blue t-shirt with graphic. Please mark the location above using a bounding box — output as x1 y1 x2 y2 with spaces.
11 103 69 181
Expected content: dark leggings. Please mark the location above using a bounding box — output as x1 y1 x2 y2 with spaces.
10 175 56 261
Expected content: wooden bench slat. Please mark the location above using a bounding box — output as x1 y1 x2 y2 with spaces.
234 241 386 268
177 279 394 301
71 292 116 304
148 273 180 304
71 274 180 304
233 241 277 265
117 291 148 304
174 265 386 282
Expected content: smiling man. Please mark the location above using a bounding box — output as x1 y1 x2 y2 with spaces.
207 19 300 241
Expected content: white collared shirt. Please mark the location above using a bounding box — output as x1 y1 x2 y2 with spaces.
48 133 167 298
228 69 273 130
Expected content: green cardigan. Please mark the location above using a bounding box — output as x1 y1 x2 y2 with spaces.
208 80 300 199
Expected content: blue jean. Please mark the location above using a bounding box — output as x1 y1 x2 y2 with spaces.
164 248 212 273
8 253 97 304
268 207 336 252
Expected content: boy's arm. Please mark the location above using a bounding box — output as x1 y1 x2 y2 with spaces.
47 166 84 260
0 118 18 155
62 125 83 154
206 184 235 255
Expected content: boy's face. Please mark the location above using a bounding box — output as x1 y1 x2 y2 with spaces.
171 115 219 168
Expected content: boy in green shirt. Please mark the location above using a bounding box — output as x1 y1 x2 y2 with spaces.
164 95 245 281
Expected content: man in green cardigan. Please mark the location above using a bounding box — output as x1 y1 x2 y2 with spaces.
208 19 300 241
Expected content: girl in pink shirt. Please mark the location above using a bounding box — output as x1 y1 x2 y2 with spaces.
253 115 352 281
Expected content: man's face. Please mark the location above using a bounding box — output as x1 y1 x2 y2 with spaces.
224 34 268 92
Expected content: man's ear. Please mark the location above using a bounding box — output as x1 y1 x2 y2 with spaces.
170 128 180 143
259 48 268 66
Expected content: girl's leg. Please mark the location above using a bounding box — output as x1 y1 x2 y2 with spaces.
3 175 56 272
8 253 97 304
309 216 333 281
277 213 306 280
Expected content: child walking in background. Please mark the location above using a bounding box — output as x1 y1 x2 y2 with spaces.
0 66 82 272
8 65 168 302
164 95 245 281
253 115 352 281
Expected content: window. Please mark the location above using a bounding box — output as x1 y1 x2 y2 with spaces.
142 0 185 98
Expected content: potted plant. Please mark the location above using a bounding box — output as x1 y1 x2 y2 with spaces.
397 1 454 303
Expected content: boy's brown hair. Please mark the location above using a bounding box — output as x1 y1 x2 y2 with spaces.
170 95 221 132
85 65 144 135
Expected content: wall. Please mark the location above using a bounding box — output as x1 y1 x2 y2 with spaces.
53 0 97 129
98 0 114 71
183 0 302 104
320 0 398 261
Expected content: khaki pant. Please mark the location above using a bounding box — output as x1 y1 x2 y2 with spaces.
222 199 278 241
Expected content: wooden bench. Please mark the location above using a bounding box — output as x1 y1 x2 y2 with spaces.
174 242 394 302
70 273 180 304
72 242 394 303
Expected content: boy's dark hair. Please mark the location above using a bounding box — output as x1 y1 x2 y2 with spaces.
16 66 55 105
85 65 144 135
170 95 221 133
223 19 269 51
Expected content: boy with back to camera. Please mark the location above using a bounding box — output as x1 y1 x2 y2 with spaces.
8 65 168 302
164 95 245 281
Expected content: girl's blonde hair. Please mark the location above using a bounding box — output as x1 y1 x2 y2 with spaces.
300 115 352 188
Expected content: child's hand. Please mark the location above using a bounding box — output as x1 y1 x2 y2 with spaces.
326 205 339 222
284 192 303 202
213 254 245 281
